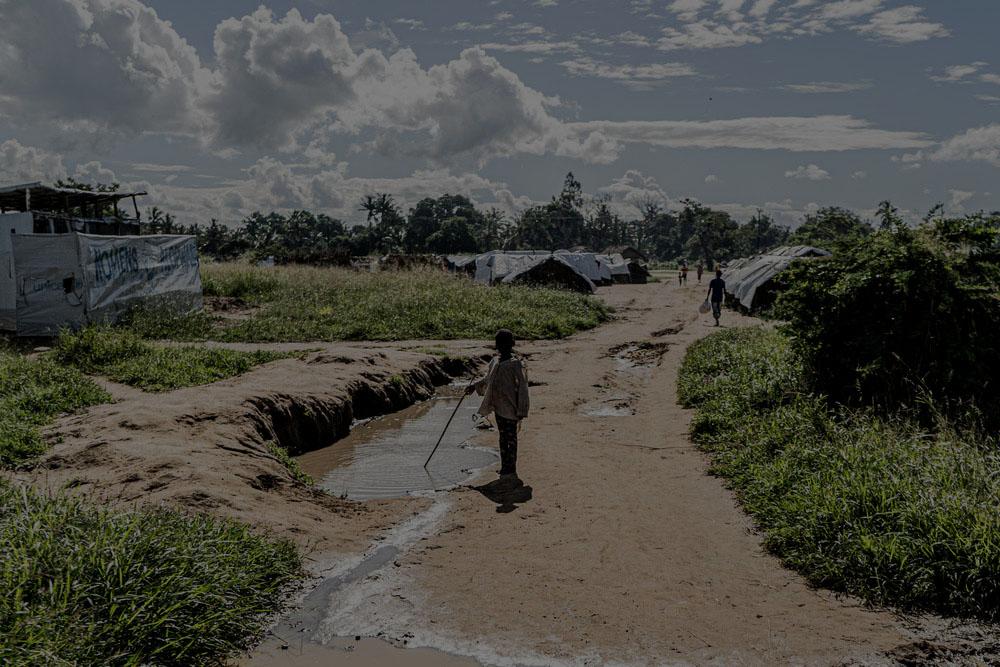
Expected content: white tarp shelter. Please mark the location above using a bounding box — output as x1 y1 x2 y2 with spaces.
555 250 613 285
722 245 830 310
7 232 202 336
473 251 597 293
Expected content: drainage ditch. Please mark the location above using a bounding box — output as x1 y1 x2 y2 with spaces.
299 386 498 500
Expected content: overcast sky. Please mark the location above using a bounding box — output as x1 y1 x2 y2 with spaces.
0 0 997 227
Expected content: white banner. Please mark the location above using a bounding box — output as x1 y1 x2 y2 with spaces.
79 234 202 319
11 233 202 335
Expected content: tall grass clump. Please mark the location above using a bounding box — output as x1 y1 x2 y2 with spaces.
200 262 282 302
0 350 109 466
184 264 609 343
679 327 1000 620
0 482 300 666
54 327 292 392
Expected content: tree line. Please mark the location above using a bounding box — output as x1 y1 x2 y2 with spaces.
140 172 928 265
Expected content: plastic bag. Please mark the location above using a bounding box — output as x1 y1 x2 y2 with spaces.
699 300 711 314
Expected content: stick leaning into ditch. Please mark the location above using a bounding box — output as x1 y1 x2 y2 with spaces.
423 392 469 469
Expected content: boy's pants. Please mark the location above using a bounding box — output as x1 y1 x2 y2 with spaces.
496 416 519 476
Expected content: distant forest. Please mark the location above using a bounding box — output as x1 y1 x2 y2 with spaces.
136 172 994 265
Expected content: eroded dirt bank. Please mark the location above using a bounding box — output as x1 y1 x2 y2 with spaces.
19 343 490 555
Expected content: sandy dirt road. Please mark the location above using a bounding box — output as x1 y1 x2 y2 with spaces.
264 281 930 666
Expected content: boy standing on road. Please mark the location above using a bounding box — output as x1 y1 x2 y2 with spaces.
707 269 726 326
696 262 704 284
467 329 530 486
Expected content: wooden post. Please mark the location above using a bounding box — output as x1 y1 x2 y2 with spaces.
131 196 140 221
24 187 30 212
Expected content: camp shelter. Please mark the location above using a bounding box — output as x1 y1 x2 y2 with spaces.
602 246 648 263
597 253 650 285
722 245 830 311
501 255 596 293
473 250 550 285
555 250 613 286
473 251 596 293
0 182 202 336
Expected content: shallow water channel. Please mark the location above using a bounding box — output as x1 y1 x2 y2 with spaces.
298 386 498 500
246 387 497 667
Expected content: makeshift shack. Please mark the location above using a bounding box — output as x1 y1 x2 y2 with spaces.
722 245 830 312
0 183 202 336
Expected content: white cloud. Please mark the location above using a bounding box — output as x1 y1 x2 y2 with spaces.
645 0 948 51
819 0 883 20
705 174 720 183
948 189 975 210
73 161 117 184
923 125 1000 167
749 0 779 18
394 18 426 30
559 58 697 88
851 170 868 179
130 163 194 174
930 62 988 83
857 5 949 43
658 22 762 50
785 164 831 180
779 81 873 94
0 139 67 183
0 0 211 143
478 40 580 54
571 116 931 152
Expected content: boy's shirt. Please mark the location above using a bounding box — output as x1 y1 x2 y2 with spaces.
474 356 530 421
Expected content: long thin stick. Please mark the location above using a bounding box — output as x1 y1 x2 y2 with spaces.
423 393 468 469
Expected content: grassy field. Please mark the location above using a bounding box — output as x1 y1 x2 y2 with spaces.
0 481 300 666
679 327 1000 620
53 327 294 392
0 349 110 467
131 263 611 343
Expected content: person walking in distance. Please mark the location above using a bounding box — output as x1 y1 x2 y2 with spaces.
696 262 704 284
467 330 530 486
707 269 726 326
681 263 689 285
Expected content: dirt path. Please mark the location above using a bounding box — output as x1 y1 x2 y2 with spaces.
292 282 920 665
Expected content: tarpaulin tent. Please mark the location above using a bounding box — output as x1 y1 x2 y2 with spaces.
473 251 550 286
555 250 613 286
473 251 597 293
501 255 596 293
8 232 202 336
722 245 830 311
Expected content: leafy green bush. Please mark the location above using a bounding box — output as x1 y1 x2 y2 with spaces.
680 327 1000 620
54 328 292 392
0 351 109 466
776 215 1000 427
786 206 873 250
0 482 300 666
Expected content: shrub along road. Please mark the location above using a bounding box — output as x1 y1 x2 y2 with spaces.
263 283 985 665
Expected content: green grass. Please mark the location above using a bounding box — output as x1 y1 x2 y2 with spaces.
0 350 110 467
679 327 1000 620
0 481 300 666
266 442 314 486
53 327 293 393
133 264 610 343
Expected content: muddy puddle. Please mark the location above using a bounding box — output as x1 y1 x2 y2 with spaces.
298 387 498 500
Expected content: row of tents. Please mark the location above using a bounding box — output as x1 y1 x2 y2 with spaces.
721 245 831 311
446 250 651 294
